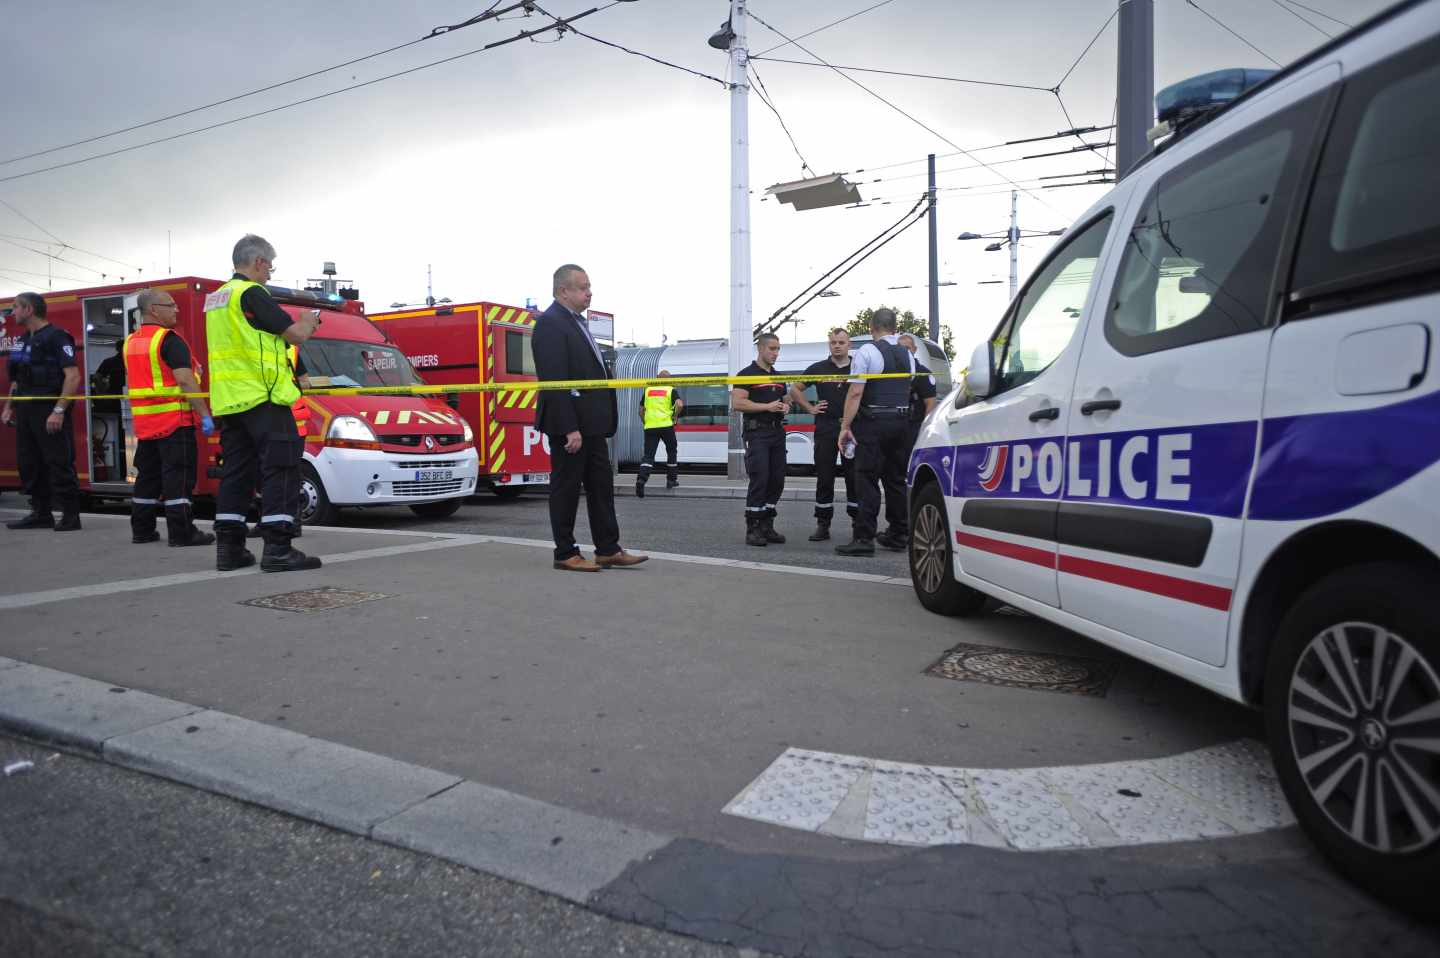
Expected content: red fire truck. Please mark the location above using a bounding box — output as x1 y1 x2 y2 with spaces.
371 301 550 496
0 278 479 522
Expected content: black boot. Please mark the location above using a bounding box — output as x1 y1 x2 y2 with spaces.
132 529 161 544
261 538 322 573
761 516 786 544
216 527 256 571
808 515 831 542
54 511 82 532
745 516 768 547
170 526 216 547
875 531 907 552
8 510 54 530
835 537 875 556
635 478 646 499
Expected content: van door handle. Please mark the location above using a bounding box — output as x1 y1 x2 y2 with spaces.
1028 406 1060 422
1080 399 1122 415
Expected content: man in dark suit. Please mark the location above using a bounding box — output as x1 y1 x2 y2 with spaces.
532 264 648 572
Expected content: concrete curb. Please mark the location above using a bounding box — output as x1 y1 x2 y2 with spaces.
0 662 673 906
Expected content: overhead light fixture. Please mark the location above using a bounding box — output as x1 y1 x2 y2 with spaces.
767 173 862 212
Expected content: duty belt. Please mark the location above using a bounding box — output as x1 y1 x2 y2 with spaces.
744 415 784 430
860 405 910 418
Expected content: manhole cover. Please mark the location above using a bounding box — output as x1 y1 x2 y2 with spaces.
239 587 389 614
926 642 1117 697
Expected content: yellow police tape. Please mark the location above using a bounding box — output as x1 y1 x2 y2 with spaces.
6 371 915 403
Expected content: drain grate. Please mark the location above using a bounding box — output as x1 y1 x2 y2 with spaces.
926 642 1118 697
240 587 389 614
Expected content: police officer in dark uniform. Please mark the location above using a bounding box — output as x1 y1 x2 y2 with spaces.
2 292 84 531
732 332 790 547
898 333 938 454
835 308 915 556
789 327 857 541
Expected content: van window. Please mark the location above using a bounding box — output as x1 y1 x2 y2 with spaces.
1107 93 1326 355
504 330 536 376
299 341 421 388
1293 37 1440 298
993 211 1113 393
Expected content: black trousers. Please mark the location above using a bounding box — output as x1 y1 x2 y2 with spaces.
132 427 199 540
215 403 303 545
852 414 909 541
812 419 856 519
637 427 678 485
547 433 620 561
15 402 79 515
743 426 786 519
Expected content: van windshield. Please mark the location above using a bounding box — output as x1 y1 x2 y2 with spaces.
299 340 422 388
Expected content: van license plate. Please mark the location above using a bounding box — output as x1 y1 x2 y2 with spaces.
415 469 453 482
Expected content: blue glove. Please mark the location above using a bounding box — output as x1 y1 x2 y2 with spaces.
200 416 215 436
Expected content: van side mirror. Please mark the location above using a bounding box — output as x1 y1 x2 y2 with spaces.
962 341 992 400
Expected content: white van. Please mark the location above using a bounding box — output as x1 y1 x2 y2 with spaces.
907 0 1439 912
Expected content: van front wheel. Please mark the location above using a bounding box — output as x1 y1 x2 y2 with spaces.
409 499 463 519
298 462 338 526
1264 562 1440 918
909 481 986 617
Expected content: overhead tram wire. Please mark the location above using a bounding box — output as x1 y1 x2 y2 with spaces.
746 58 1053 93
533 6 726 86
1268 0 1333 38
0 1 541 170
1283 0 1351 29
0 195 143 270
1183 0 1282 66
841 124 1116 177
1055 6 1118 90
750 65 815 176
750 0 901 58
757 193 929 337
0 238 111 277
745 10 1070 223
0 3 631 186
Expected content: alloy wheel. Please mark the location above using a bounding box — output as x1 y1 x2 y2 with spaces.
1287 621 1440 853
912 502 949 596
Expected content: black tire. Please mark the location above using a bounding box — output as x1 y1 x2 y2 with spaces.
1263 561 1440 918
908 481 986 617
409 498 463 519
297 462 338 526
493 486 525 499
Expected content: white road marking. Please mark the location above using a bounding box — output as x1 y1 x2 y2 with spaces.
724 741 1295 850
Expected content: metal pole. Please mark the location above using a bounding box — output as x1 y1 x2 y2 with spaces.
1116 0 1155 178
167 230 172 274
927 153 939 344
726 0 752 481
1008 190 1019 301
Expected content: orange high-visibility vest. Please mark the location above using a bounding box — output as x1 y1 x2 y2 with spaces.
125 325 194 439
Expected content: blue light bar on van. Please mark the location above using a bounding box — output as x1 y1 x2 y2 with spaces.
1155 68 1277 126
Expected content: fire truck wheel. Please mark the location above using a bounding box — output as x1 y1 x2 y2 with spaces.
409 499 463 519
298 462 338 526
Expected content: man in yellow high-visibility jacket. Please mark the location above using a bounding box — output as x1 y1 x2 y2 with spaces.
205 233 322 573
634 369 683 498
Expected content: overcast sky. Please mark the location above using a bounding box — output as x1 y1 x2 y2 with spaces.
0 0 1387 364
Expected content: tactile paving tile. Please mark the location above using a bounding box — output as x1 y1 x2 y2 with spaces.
968 767 1091 850
862 760 970 846
1143 740 1296 832
724 748 870 832
1040 761 1236 845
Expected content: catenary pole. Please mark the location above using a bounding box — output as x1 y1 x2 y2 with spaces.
726 0 752 480
1116 0 1155 177
1008 190 1019 301
927 153 939 344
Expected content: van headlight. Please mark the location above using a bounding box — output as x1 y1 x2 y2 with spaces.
326 415 381 450
461 420 474 442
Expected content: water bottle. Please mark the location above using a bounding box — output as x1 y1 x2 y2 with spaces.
842 439 856 460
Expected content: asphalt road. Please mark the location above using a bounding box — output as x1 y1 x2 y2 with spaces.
0 734 762 958
329 490 913 577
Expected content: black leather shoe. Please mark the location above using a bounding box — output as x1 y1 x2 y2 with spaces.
666 479 679 489
808 519 831 542
53 513 83 532
132 530 161 544
875 532 907 552
634 481 645 499
261 544 322 572
170 529 216 547
7 513 54 530
217 546 256 571
835 538 875 556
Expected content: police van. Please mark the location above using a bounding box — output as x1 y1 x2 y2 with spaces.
907 0 1438 910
